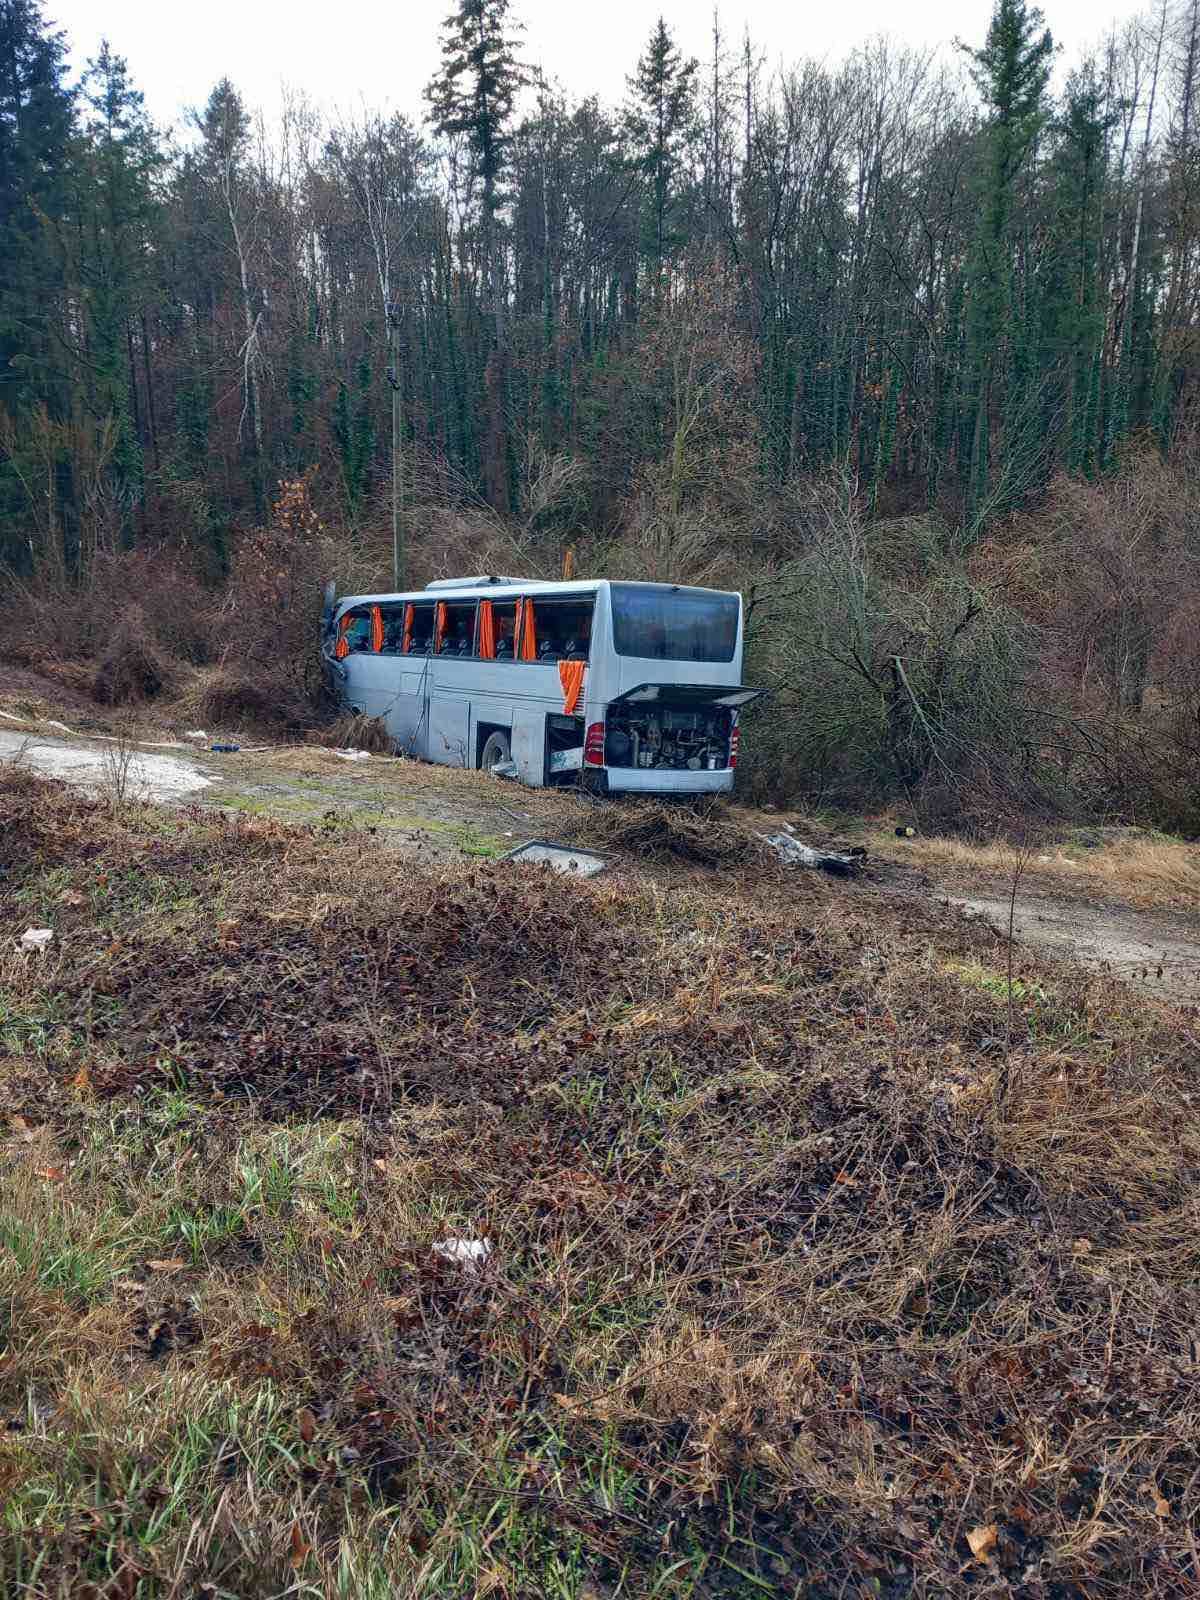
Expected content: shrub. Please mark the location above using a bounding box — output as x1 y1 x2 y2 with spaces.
93 636 171 706
740 492 1054 827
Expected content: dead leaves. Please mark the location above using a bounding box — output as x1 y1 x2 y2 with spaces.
289 1521 311 1570
965 1523 998 1563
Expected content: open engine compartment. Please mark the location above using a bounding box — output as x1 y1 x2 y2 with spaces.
604 702 733 771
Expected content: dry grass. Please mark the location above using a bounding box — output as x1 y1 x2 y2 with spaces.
310 712 397 754
562 796 768 870
92 637 171 707
873 821 1200 911
0 770 1198 1598
173 664 302 736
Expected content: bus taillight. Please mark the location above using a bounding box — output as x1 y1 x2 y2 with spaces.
729 717 740 769
583 722 606 766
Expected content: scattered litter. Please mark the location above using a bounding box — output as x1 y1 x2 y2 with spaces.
762 832 864 877
491 757 520 779
432 1237 492 1270
183 730 208 742
330 748 370 762
42 719 73 734
19 928 54 953
895 825 917 839
501 839 608 877
210 743 240 754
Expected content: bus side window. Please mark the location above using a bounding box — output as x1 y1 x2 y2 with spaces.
527 599 594 662
437 601 477 655
339 609 373 655
486 602 517 660
379 606 406 654
404 604 435 655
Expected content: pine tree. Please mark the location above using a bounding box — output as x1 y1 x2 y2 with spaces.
0 0 75 563
192 80 267 521
73 42 164 534
426 0 524 509
1044 65 1114 474
959 0 1054 527
625 18 698 289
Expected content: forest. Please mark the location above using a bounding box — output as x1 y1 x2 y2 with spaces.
1 0 1198 828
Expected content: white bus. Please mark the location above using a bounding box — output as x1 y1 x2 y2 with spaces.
319 575 761 794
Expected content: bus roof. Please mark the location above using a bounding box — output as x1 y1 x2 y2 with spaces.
333 578 740 613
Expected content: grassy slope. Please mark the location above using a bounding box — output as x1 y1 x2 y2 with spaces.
0 770 1198 1599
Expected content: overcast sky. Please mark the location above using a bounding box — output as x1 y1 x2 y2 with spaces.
51 0 1144 135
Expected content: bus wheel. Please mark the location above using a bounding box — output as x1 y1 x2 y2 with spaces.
479 730 512 773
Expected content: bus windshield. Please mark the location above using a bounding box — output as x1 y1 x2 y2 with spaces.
610 584 738 663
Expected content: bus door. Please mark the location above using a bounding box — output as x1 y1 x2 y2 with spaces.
375 600 435 756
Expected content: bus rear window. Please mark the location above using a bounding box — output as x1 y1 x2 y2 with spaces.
611 585 738 663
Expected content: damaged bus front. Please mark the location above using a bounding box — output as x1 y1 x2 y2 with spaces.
320 576 761 794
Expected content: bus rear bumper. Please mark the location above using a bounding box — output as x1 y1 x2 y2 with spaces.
599 767 734 796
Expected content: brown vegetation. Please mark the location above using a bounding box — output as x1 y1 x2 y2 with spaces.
0 770 1197 1597
3 451 1200 838
563 796 768 869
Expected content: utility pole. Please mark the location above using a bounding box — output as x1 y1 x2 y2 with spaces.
386 299 404 591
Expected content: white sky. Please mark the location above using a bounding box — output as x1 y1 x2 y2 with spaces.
52 0 1145 135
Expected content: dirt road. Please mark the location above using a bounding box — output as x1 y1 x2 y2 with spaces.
3 716 1197 1004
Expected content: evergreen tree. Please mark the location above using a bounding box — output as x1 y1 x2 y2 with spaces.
959 0 1054 525
425 0 525 509
191 79 267 521
624 18 698 289
0 0 75 563
1044 65 1114 474
73 43 165 532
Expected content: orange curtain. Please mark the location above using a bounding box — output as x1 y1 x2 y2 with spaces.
371 605 384 652
402 603 414 654
518 598 537 660
558 659 585 715
434 600 447 652
478 599 496 658
334 613 352 659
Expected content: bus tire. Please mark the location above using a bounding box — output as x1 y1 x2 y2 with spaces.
479 730 511 773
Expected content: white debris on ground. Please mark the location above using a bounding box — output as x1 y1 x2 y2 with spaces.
19 928 54 952
501 839 608 877
761 824 864 877
432 1238 492 1270
0 731 216 800
330 748 371 762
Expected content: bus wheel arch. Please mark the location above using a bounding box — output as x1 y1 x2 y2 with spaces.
477 726 512 772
